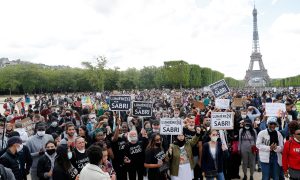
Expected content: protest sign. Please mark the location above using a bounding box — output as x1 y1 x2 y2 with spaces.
132 101 153 117
211 112 234 130
209 79 230 98
232 98 244 107
160 118 183 135
215 99 230 109
110 96 131 111
265 103 286 117
192 101 205 110
16 118 35 136
296 101 300 112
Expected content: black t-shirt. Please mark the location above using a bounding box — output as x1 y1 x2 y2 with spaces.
183 127 199 156
145 148 165 180
124 137 148 167
70 149 89 173
111 136 127 165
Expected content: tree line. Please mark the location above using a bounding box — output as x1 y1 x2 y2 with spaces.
271 75 300 87
0 57 243 94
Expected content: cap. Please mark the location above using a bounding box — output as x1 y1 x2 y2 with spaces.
7 136 22 147
244 118 252 125
151 119 160 125
267 116 278 125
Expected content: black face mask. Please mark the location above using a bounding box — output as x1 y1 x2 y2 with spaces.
155 142 161 147
46 149 56 156
177 139 186 147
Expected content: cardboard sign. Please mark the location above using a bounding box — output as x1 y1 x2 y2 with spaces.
160 118 183 135
211 112 234 130
110 96 131 111
16 118 35 136
296 101 300 112
132 101 153 117
209 79 230 98
215 99 230 109
232 98 244 107
192 101 205 110
265 103 286 117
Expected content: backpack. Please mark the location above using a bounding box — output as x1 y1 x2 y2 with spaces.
0 164 7 180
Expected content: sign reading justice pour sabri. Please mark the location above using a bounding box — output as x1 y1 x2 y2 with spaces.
209 79 230 98
110 96 131 111
132 101 153 117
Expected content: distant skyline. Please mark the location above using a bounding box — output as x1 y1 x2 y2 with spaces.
0 0 299 80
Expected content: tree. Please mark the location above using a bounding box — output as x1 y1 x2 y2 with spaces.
163 60 190 89
81 56 107 91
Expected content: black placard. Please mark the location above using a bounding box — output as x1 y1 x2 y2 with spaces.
110 96 131 111
132 101 153 117
209 79 230 98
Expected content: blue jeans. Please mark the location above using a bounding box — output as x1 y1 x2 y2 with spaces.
260 153 279 180
206 172 225 180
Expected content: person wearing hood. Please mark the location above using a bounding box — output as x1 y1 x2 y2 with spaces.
14 121 28 144
256 116 284 180
124 129 148 180
37 141 57 180
26 123 53 180
168 126 201 180
238 118 257 180
282 120 300 179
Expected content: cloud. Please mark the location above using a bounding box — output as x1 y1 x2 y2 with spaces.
0 0 299 81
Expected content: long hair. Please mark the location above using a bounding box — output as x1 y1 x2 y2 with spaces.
55 144 71 171
146 133 162 151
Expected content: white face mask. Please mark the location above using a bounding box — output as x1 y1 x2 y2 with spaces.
37 131 45 137
292 108 297 111
152 129 159 133
17 144 23 152
211 136 218 142
68 152 73 159
275 127 279 131
245 126 250 130
241 115 247 119
77 149 85 153
51 121 58 127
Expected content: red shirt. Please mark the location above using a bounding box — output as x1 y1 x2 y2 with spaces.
282 137 300 172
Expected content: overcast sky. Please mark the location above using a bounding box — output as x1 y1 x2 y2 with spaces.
0 0 299 80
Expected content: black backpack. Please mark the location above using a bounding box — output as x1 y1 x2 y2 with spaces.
0 164 7 180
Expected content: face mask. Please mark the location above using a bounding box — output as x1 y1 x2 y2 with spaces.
174 113 179 118
266 95 270 98
77 149 85 153
68 152 72 159
177 139 185 147
255 120 260 125
129 136 138 143
51 121 58 127
152 129 159 133
46 149 56 156
145 128 152 133
275 127 279 131
188 125 195 130
155 142 161 147
292 108 296 111
201 112 205 115
241 115 247 119
37 131 45 137
211 136 218 142
245 126 250 130
17 144 23 152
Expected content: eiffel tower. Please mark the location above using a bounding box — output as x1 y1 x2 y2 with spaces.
244 6 270 87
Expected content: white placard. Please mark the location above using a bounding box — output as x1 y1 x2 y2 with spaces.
211 112 234 130
215 99 230 109
160 118 183 135
265 103 286 117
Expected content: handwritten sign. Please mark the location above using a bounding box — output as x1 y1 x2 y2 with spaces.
160 118 183 135
193 101 205 110
211 112 234 130
209 79 230 98
265 103 286 117
232 98 244 107
215 99 230 109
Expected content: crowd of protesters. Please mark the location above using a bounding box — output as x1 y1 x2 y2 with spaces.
0 88 299 180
